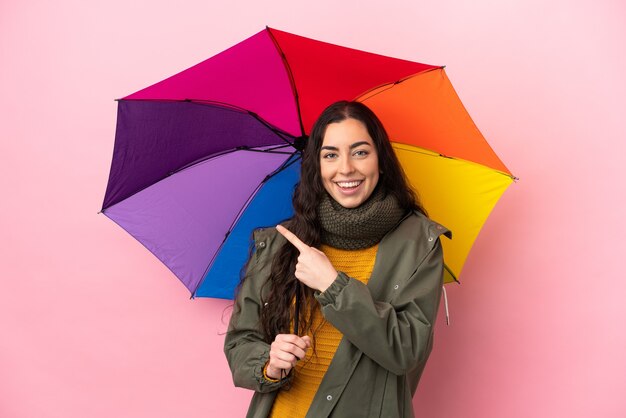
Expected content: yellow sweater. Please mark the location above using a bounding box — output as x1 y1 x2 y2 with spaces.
269 244 379 418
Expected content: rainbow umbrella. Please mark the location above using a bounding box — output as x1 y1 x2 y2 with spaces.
101 27 515 299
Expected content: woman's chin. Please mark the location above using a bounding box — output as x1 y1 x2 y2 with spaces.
329 190 371 208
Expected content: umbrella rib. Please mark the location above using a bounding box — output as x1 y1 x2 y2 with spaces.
243 147 293 155
262 144 295 152
248 109 299 148
173 148 240 174
266 27 306 137
268 153 301 176
355 66 445 102
190 98 300 149
393 144 518 180
187 98 299 148
172 146 297 176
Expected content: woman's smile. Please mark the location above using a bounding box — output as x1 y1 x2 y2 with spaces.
335 180 363 188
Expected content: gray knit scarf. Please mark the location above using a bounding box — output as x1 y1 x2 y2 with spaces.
317 186 406 250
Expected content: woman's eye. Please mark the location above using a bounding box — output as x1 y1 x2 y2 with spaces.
323 152 337 159
354 150 368 157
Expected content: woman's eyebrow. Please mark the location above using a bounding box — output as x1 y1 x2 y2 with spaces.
320 141 372 151
349 141 371 149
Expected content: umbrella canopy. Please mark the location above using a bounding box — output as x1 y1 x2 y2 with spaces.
101 27 514 299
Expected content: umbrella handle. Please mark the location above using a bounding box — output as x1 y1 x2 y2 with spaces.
280 282 300 384
294 281 300 335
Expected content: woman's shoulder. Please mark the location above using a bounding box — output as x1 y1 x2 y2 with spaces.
391 210 452 243
251 222 290 252
375 211 451 282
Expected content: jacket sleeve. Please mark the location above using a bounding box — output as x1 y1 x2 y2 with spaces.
315 237 445 376
223 237 291 393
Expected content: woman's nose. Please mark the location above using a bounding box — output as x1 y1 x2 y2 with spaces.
338 156 355 174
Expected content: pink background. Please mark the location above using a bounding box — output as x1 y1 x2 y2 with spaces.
2 1 625 417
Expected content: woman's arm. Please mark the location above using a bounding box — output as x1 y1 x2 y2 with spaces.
315 239 445 376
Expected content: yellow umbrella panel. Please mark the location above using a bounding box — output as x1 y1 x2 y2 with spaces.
393 143 513 283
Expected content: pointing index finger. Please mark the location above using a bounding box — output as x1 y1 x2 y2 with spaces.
276 225 309 252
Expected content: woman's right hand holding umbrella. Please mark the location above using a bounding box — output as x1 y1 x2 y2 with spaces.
265 334 311 379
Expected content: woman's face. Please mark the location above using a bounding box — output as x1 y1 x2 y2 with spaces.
319 118 380 208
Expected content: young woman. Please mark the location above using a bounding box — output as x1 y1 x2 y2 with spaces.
224 101 450 417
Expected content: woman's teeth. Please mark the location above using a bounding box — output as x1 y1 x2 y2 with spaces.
336 181 362 188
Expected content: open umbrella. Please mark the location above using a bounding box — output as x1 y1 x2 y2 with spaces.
101 27 515 300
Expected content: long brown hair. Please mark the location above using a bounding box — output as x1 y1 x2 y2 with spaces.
256 101 426 342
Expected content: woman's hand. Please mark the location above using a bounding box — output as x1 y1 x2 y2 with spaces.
265 334 312 379
276 225 338 292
